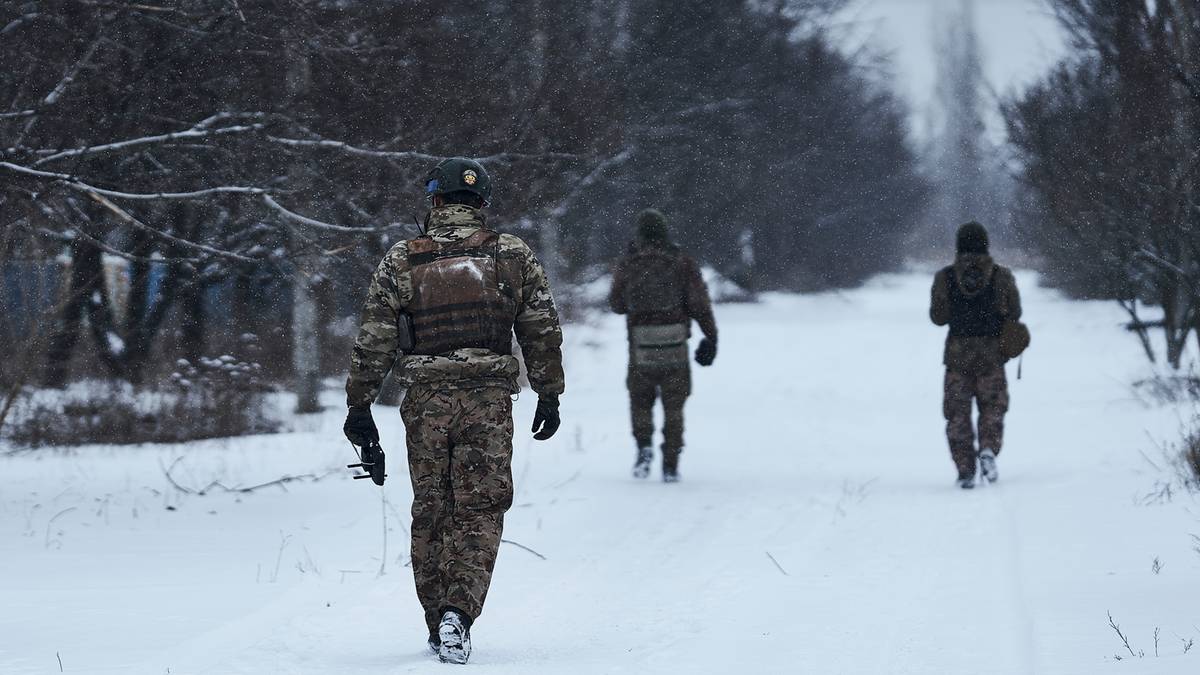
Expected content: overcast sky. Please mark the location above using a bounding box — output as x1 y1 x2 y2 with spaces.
834 0 1069 141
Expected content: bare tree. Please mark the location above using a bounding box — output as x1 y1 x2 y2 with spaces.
1005 0 1200 367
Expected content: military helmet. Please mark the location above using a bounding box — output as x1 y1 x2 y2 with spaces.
424 157 492 204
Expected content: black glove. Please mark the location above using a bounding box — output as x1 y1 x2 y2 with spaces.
343 405 379 447
695 337 717 366
531 396 561 441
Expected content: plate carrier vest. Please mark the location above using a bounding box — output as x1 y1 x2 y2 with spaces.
407 230 519 357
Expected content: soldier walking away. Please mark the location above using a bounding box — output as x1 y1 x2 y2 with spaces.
343 157 565 664
609 209 718 482
930 221 1023 489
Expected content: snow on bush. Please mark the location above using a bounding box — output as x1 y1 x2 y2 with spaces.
3 356 280 447
1179 420 1200 492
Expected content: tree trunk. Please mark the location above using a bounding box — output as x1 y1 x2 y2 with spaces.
286 39 321 413
43 244 91 387
179 277 206 364
292 271 321 413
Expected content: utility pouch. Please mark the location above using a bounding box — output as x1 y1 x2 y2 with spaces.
999 319 1030 360
630 323 689 368
397 311 415 353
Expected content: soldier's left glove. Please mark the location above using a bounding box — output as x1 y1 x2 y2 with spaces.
531 395 560 441
695 337 717 366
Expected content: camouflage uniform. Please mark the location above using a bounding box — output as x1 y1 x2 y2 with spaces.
609 240 717 468
930 253 1021 478
347 204 564 633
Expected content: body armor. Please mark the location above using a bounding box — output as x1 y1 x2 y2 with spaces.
407 230 519 356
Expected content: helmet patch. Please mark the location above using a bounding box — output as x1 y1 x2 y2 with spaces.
462 169 478 186
425 179 439 194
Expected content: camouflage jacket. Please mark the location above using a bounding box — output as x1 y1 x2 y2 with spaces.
346 205 565 406
930 254 1022 375
608 241 718 342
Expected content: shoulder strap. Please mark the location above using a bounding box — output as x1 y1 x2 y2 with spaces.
462 229 499 248
408 236 437 256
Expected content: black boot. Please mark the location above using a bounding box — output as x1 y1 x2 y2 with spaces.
632 445 652 479
662 449 681 483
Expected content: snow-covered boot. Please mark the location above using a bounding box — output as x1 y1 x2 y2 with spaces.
662 451 680 483
979 448 998 483
956 473 975 490
427 632 440 655
632 445 653 479
437 609 472 665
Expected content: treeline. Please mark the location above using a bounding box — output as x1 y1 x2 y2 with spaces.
0 0 925 390
1005 0 1200 367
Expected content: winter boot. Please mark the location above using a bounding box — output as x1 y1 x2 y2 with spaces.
437 608 472 665
427 632 440 655
956 472 976 490
979 448 998 483
632 445 653 479
662 450 680 483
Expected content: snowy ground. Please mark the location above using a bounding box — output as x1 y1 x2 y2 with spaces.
2 271 1198 674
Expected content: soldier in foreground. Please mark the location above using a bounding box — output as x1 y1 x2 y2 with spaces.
609 209 717 482
930 221 1024 489
343 158 565 664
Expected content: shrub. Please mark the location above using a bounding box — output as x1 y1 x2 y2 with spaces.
1181 421 1200 491
2 356 281 447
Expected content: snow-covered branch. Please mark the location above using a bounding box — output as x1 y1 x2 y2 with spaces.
262 195 405 234
84 190 257 263
0 110 36 119
1136 248 1200 297
1 13 40 36
41 36 103 108
267 136 441 162
267 135 581 164
3 161 408 241
33 123 265 166
190 111 268 130
0 161 266 200
547 147 634 219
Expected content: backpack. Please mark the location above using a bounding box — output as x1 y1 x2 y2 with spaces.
623 249 685 316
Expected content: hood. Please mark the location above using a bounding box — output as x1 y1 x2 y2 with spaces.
628 238 680 257
952 253 995 298
424 204 487 240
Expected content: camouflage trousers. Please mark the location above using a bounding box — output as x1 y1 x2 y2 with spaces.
943 368 1009 477
628 366 691 465
400 385 514 634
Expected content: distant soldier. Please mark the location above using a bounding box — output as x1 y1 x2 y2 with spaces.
344 157 565 664
609 209 717 482
930 221 1023 489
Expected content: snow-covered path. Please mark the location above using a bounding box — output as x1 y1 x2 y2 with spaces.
2 272 1197 674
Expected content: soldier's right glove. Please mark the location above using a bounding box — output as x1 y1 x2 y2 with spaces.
531 395 561 441
695 337 717 366
343 405 379 447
